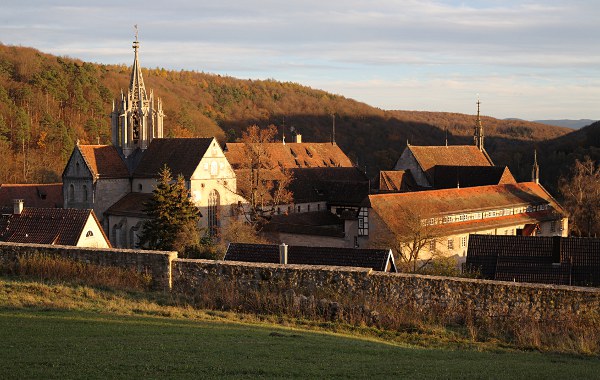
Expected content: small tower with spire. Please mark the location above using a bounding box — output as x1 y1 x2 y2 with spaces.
532 150 540 184
474 97 484 151
111 25 164 159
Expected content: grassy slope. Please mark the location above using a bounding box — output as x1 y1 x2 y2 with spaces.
0 278 598 379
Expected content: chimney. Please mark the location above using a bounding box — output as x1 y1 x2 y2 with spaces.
279 243 288 264
295 133 302 143
13 199 24 215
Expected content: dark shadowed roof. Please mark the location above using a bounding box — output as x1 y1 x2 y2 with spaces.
379 170 419 192
77 145 129 178
224 242 396 272
0 183 63 208
289 167 369 206
408 145 493 174
0 207 109 246
262 211 345 237
466 235 600 286
432 165 516 189
225 142 354 170
105 192 154 218
133 138 214 178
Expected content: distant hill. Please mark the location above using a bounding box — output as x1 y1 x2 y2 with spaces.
0 44 571 186
534 119 596 129
533 120 600 194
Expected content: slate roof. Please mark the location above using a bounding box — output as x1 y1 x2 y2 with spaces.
133 138 214 178
466 235 600 286
0 183 63 208
225 142 354 170
408 145 493 173
431 165 516 189
0 207 109 246
105 192 154 218
262 211 345 237
224 242 396 272
378 170 420 192
369 182 565 235
77 145 129 178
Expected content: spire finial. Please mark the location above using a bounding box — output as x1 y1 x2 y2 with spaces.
445 126 448 146
332 113 336 145
532 149 540 184
134 24 139 42
474 95 484 151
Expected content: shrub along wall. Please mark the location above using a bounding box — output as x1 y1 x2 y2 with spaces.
172 259 600 321
0 242 176 290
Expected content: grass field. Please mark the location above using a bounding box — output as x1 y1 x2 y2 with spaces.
1 278 599 379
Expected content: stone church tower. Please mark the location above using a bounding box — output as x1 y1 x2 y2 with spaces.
111 30 164 160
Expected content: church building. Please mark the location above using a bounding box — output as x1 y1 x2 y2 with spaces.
63 33 243 248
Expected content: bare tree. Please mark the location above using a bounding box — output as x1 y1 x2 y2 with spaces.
239 125 293 223
559 157 600 237
370 206 444 272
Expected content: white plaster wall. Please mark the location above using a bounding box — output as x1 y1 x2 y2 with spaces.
76 215 111 248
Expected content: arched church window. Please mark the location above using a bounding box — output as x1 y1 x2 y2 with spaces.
208 189 220 236
68 184 75 202
83 185 88 201
86 231 94 237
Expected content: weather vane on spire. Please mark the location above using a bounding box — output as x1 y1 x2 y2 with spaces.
134 24 139 41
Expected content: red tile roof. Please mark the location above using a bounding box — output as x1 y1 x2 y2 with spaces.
379 170 419 192
0 207 109 246
133 138 214 178
225 142 354 170
77 145 129 178
0 183 63 208
408 145 493 174
369 182 565 235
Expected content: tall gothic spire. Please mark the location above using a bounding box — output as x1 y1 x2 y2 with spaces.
111 27 164 161
129 25 147 110
532 149 540 184
474 96 484 151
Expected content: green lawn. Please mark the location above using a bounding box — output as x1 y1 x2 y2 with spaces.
0 308 599 379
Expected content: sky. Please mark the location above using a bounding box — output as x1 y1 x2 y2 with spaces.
1 0 599 120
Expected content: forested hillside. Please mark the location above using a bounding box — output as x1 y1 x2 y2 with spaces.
0 44 570 184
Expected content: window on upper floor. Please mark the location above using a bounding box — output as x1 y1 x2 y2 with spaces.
550 221 557 233
86 231 93 237
447 238 454 250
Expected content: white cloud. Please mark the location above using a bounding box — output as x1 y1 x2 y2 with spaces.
0 0 599 119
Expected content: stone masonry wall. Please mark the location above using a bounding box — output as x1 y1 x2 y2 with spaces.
1 241 599 321
173 259 600 321
0 242 176 290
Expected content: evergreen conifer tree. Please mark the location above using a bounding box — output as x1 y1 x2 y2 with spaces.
139 165 201 251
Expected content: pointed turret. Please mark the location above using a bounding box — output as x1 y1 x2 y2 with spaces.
474 98 484 151
532 150 540 184
111 26 164 161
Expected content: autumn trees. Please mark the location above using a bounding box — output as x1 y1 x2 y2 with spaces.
559 157 600 237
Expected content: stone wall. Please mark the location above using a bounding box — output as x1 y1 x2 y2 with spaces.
2 241 599 321
172 259 600 321
0 242 176 290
